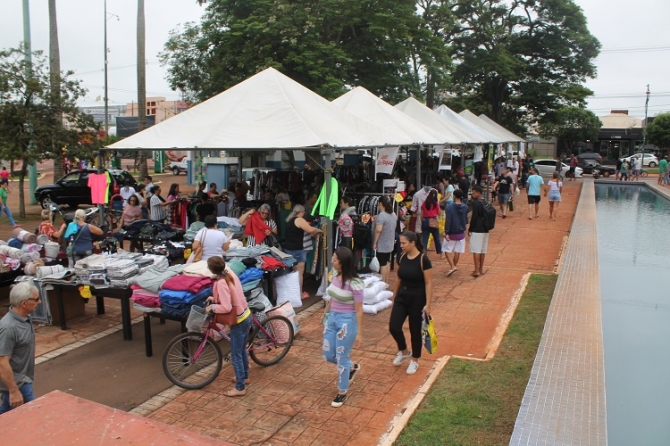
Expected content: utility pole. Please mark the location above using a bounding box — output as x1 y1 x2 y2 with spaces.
641 85 650 167
104 0 108 138
22 0 38 205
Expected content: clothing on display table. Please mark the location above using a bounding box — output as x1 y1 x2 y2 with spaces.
88 173 110 204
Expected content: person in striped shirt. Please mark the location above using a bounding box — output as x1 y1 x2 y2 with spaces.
322 247 364 408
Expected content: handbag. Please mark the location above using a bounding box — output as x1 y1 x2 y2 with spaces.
212 275 238 326
66 224 86 257
422 313 438 354
428 218 438 228
192 229 207 263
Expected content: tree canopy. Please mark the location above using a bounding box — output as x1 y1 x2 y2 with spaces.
160 0 600 133
160 0 448 104
441 0 600 134
0 46 98 216
538 106 602 151
647 113 670 149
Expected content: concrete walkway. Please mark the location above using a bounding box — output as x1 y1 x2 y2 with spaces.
510 179 607 445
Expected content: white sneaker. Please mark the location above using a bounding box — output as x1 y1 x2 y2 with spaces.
406 360 419 375
392 350 412 366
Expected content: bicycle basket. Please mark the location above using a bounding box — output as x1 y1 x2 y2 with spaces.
186 305 209 332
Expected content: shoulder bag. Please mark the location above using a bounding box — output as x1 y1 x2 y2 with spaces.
192 229 207 263
213 276 239 326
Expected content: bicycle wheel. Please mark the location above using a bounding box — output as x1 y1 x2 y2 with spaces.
249 315 294 366
162 332 223 389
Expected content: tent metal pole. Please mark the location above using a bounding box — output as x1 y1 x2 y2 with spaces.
416 146 422 189
323 148 333 272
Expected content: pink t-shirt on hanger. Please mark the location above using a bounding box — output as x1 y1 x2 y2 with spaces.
88 173 110 204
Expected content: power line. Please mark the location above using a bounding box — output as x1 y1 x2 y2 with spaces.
75 61 160 76
590 92 670 100
600 46 670 54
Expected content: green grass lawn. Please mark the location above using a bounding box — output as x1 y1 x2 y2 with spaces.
395 274 557 446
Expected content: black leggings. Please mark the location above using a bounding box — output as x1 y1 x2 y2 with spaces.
389 287 426 359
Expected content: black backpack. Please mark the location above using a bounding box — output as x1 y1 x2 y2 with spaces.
480 200 496 231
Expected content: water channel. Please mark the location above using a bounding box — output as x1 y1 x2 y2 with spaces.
595 183 670 445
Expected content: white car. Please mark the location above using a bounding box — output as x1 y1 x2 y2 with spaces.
533 159 583 178
168 159 188 175
620 153 658 168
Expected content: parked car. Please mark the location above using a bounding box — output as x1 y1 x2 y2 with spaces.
577 152 603 164
35 169 137 209
168 159 188 175
534 159 583 178
621 153 658 168
591 164 616 178
562 158 599 174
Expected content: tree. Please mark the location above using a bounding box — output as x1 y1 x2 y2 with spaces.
0 47 98 216
49 0 64 181
160 0 444 104
538 106 602 152
647 113 670 149
136 0 148 180
440 0 601 134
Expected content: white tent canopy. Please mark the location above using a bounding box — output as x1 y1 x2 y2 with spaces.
394 97 482 144
477 114 525 142
458 109 519 143
434 105 506 144
108 67 414 151
332 87 446 145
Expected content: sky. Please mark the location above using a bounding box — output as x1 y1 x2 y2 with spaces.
1 0 669 119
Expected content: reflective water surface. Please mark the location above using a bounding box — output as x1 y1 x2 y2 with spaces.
595 184 670 446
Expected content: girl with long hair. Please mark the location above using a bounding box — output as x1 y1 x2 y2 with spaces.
206 256 251 397
323 247 364 407
420 189 442 256
388 231 433 375
545 171 563 220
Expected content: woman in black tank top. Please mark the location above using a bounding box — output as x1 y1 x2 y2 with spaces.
284 204 323 299
388 231 433 375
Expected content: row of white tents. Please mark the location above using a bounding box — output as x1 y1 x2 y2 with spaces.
107 67 524 153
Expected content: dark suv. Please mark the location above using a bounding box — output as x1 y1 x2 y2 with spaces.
35 169 137 208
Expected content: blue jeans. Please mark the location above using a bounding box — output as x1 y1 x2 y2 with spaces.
421 218 442 254
0 383 35 414
323 312 358 393
230 316 251 391
1 204 15 226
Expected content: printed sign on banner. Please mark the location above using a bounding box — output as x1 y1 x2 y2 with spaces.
375 146 399 175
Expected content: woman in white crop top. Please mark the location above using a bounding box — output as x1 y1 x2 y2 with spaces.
545 172 563 220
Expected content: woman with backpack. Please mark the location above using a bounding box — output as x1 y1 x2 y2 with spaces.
388 231 433 375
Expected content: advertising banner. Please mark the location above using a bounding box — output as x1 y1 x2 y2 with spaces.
375 146 399 175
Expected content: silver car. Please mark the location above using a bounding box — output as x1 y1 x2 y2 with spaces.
533 159 583 178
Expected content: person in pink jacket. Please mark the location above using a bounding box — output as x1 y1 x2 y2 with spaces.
206 257 251 397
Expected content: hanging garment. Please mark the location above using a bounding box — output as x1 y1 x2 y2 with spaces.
88 173 110 205
313 177 339 219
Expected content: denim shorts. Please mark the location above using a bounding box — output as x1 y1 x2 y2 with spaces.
285 249 307 263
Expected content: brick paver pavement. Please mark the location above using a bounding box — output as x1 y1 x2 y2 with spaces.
144 182 581 445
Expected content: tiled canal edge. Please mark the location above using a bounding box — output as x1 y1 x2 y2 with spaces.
130 300 327 416
35 316 145 366
510 179 607 445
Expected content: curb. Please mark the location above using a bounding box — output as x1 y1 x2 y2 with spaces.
378 355 450 446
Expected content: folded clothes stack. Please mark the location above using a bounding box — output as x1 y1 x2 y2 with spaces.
159 286 212 318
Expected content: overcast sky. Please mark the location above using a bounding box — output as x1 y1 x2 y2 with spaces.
2 0 669 119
